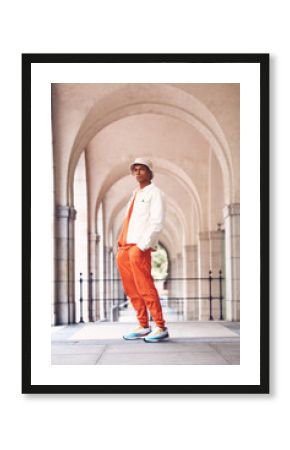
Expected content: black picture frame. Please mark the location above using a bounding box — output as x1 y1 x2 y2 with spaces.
22 53 269 394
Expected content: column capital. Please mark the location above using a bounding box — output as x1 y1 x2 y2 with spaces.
199 231 210 241
210 230 225 240
88 232 100 243
55 205 77 219
55 205 70 218
69 207 77 220
184 244 197 252
223 203 240 218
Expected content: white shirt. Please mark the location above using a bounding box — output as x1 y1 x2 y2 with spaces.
126 182 166 251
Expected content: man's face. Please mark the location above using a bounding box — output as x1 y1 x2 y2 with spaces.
132 164 151 183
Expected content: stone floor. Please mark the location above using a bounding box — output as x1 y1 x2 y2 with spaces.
51 321 240 365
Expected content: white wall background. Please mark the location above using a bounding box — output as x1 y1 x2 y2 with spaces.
0 1 285 449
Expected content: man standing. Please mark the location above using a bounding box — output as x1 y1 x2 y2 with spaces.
116 158 169 343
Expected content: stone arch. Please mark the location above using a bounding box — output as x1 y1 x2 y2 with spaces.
95 157 202 233
66 84 234 206
99 163 201 246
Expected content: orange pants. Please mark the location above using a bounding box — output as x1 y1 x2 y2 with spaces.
116 245 165 329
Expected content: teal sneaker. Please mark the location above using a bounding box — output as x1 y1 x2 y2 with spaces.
144 327 169 343
123 325 151 340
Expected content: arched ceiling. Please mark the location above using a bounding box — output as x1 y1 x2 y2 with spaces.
65 84 234 205
101 170 198 245
84 115 225 241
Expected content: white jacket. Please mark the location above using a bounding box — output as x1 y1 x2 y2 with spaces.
126 183 166 251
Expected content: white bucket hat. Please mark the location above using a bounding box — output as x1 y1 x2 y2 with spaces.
130 158 154 178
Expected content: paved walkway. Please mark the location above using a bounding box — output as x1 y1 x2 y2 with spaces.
51 321 240 365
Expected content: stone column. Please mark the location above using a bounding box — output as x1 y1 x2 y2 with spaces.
184 244 199 320
112 252 119 303
103 245 113 320
104 246 113 321
176 252 184 319
94 234 102 320
109 247 114 308
168 257 176 308
88 232 100 321
54 205 76 325
111 250 119 321
224 203 240 321
113 252 120 303
210 229 225 320
68 207 77 323
198 232 211 320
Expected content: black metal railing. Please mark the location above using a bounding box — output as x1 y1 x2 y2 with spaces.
77 270 224 323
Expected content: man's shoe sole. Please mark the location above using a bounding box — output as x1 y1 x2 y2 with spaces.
123 333 151 340
144 334 169 343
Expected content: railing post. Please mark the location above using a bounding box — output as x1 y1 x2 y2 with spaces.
219 270 224 320
209 270 213 320
79 272 84 323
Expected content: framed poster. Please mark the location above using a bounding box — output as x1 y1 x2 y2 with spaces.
22 53 269 394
